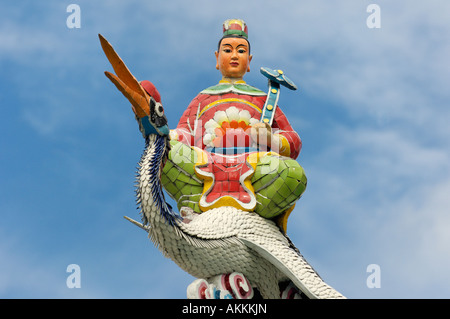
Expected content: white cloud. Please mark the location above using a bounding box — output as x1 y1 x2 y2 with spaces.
252 1 450 132
278 2 450 296
289 122 450 297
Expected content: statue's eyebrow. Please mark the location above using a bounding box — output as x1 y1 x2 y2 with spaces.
220 43 248 49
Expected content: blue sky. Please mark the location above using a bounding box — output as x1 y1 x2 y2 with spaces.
1 0 450 298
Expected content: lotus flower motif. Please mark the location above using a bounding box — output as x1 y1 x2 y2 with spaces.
203 106 259 148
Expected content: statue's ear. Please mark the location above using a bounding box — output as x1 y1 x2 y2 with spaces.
247 54 253 72
215 51 220 70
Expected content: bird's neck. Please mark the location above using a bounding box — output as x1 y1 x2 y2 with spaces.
137 135 180 230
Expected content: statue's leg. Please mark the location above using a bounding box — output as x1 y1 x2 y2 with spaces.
251 154 307 219
161 140 204 214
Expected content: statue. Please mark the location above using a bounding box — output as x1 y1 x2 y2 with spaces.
99 18 345 299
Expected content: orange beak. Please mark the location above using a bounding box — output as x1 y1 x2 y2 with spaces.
99 33 150 118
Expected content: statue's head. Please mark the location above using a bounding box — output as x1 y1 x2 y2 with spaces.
215 19 253 81
139 80 169 136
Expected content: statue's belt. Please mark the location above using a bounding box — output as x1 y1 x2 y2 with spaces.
205 146 259 155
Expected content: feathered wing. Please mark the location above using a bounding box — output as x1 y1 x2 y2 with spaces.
238 237 345 299
176 207 345 299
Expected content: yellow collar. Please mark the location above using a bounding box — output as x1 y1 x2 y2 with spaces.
219 79 247 85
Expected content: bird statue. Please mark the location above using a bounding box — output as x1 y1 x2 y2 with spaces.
99 33 345 299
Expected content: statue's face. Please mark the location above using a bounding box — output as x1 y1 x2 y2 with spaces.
215 37 252 79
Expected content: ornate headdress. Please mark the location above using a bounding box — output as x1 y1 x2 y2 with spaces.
222 19 248 39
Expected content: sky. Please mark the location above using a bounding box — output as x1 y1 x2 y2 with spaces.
1 0 450 299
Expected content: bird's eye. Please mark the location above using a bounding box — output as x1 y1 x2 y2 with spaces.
155 103 164 117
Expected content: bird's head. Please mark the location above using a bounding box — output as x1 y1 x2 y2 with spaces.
139 80 170 137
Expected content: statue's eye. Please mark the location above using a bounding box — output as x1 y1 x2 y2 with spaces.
155 103 164 117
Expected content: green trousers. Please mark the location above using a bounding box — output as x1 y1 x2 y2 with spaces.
161 140 307 220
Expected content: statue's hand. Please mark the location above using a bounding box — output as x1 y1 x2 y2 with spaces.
99 34 150 118
249 122 273 148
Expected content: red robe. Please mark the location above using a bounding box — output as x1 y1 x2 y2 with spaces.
172 81 302 159
169 81 302 212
